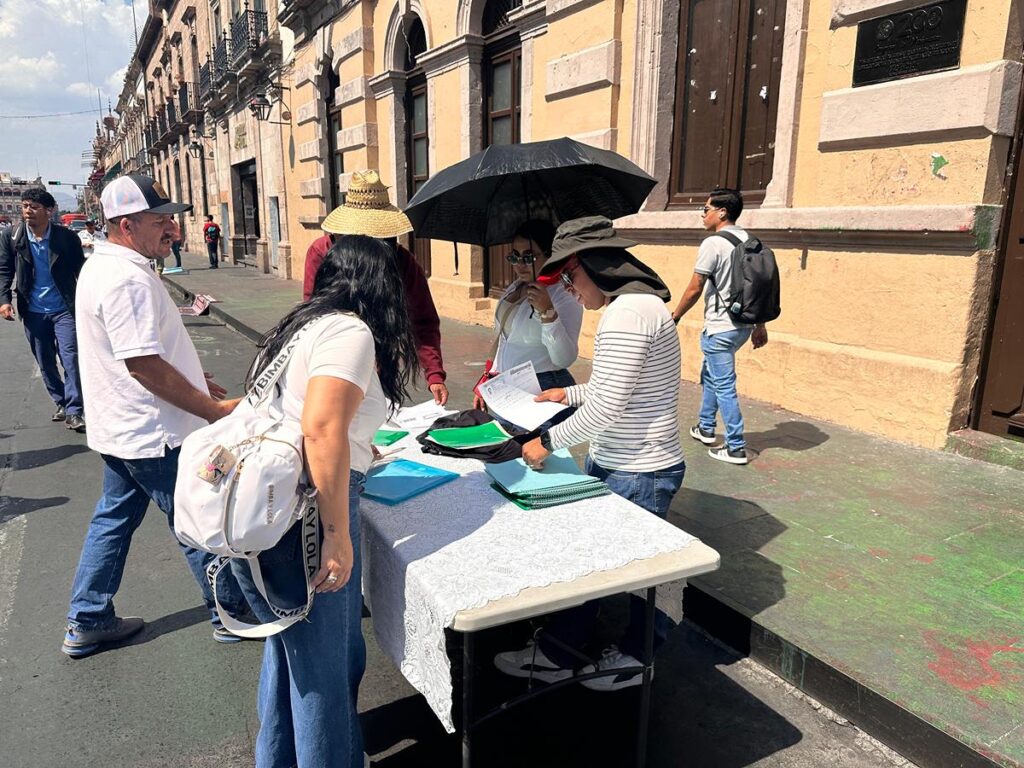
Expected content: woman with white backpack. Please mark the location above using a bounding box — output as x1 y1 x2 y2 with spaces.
232 235 418 767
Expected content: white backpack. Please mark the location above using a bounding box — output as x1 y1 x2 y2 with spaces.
174 316 330 638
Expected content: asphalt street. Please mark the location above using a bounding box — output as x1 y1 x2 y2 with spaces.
0 315 911 768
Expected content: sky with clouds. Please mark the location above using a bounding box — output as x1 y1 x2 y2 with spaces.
0 0 136 189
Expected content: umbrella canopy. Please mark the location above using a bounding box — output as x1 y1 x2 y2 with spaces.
404 137 656 246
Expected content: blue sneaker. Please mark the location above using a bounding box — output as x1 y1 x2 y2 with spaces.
62 616 144 658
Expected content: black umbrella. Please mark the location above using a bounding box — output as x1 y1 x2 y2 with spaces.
404 137 656 247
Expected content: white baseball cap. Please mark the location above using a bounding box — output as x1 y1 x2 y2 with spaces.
101 174 192 219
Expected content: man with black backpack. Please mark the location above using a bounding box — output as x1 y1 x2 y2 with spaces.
671 188 780 465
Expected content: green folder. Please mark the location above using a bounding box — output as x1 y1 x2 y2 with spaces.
373 429 409 447
425 421 513 450
491 483 611 510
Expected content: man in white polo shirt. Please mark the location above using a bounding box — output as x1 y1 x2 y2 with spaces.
62 174 250 657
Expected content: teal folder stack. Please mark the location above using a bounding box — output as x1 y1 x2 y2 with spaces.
484 449 610 510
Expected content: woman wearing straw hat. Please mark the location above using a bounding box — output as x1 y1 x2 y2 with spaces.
303 171 448 405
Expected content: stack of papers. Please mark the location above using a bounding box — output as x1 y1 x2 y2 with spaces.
424 421 513 450
362 459 459 505
484 449 610 509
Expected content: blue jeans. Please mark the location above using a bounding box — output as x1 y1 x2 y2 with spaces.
23 310 83 416
539 458 686 665
699 327 753 450
231 470 366 768
67 446 248 630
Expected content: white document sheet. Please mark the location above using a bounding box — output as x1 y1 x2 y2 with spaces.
478 361 567 431
386 399 458 432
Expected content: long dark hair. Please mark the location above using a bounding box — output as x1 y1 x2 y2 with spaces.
245 235 419 407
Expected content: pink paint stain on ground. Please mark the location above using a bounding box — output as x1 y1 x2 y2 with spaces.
867 548 890 559
912 554 936 564
924 632 1024 695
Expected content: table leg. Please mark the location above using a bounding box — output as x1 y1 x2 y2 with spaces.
462 631 476 768
636 586 656 768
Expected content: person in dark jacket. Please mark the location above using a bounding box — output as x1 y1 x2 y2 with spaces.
302 170 449 405
0 187 87 431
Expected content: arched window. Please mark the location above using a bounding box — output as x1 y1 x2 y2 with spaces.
402 16 431 276
482 0 522 295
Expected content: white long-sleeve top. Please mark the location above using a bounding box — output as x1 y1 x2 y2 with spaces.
492 281 583 374
548 293 683 472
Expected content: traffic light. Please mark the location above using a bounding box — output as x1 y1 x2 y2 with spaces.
48 180 61 185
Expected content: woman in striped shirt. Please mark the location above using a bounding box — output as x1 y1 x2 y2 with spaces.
494 216 685 691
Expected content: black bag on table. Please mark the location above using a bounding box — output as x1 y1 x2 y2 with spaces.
416 409 534 464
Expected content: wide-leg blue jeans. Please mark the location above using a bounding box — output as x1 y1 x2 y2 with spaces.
67 446 248 629
231 470 367 768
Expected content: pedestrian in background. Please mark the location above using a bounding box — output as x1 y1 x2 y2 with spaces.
302 170 449 405
170 226 183 269
78 219 105 256
62 174 249 658
203 214 221 269
0 187 87 432
234 235 419 767
671 188 768 465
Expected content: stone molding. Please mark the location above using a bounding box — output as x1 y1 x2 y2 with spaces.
819 60 1024 150
545 0 601 22
299 176 324 198
830 0 932 28
337 123 379 152
337 76 369 107
368 70 409 100
294 62 318 87
383 1 434 71
334 26 372 68
297 139 321 161
418 34 485 79
569 128 617 151
508 0 548 39
545 40 621 101
295 99 321 125
616 204 1003 253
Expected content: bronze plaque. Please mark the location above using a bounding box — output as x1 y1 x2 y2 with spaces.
853 0 967 87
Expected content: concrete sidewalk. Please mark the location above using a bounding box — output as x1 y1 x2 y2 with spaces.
163 248 1024 768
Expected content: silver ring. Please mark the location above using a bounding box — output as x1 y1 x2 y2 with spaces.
326 575 338 584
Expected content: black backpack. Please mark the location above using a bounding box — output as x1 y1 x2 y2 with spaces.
708 231 781 325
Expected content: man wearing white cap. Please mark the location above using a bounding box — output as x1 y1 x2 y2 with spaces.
61 174 250 657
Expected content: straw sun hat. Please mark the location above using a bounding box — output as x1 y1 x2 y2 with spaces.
321 170 413 238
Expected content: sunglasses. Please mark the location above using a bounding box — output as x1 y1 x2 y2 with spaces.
559 267 578 291
506 249 537 265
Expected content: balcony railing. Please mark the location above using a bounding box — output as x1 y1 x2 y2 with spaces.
199 61 213 101
213 35 231 82
164 99 179 134
230 6 269 68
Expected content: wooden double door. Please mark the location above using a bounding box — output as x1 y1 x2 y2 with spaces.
977 92 1024 439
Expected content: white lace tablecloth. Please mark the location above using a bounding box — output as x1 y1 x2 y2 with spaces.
360 440 697 733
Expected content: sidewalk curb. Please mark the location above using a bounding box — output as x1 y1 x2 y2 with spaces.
161 273 265 345
684 585 1003 768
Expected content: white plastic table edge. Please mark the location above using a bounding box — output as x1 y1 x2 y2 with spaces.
451 541 720 632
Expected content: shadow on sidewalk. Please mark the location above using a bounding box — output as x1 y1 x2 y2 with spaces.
0 495 70 523
745 421 830 455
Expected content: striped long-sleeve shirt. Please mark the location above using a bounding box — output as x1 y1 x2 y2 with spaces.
548 294 683 472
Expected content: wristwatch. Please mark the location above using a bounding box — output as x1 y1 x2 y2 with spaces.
539 431 554 451
538 308 557 322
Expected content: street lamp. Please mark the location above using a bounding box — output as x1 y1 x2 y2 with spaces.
248 91 272 122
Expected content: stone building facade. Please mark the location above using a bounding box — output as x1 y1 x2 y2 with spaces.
99 0 1024 451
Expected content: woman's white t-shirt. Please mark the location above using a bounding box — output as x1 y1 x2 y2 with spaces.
276 313 385 475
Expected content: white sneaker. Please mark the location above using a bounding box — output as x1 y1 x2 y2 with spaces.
708 446 749 465
494 640 573 683
579 647 648 692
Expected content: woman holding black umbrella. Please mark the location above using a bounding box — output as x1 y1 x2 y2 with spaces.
473 220 583 412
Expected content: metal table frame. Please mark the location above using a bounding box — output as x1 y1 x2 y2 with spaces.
457 585 659 768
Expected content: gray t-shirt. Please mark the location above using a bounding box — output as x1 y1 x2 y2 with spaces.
694 225 749 335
